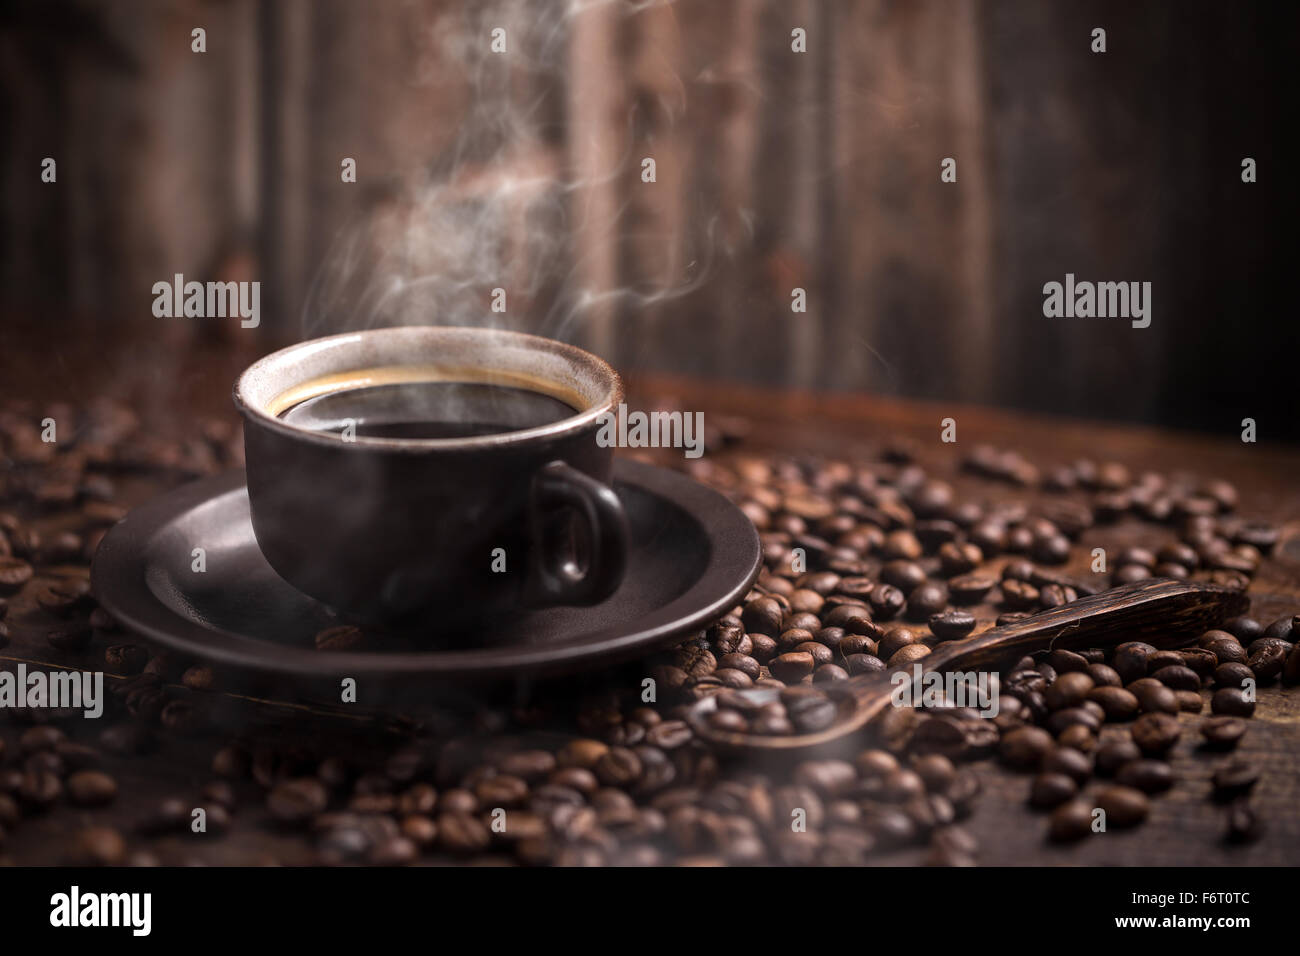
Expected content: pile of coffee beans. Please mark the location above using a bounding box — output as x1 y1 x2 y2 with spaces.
2 396 1298 865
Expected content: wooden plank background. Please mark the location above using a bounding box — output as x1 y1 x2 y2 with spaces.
0 0 1294 437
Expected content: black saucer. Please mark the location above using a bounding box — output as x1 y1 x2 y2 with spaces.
91 460 760 683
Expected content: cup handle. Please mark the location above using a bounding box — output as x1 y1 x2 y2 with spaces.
527 460 629 605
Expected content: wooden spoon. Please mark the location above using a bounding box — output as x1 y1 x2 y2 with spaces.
687 578 1249 755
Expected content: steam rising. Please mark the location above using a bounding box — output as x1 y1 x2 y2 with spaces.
301 0 715 348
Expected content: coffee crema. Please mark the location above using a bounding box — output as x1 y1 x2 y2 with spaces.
272 367 583 441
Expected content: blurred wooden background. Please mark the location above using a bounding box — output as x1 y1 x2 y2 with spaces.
1 0 1295 438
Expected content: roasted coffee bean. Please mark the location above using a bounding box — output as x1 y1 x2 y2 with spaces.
66 770 118 807
794 641 833 667
888 644 931 668
883 531 924 562
1047 799 1094 842
911 753 957 793
1042 746 1093 785
1174 690 1203 713
100 722 154 756
1157 541 1199 569
999 726 1053 770
748 632 774 660
812 626 845 651
20 726 66 753
1055 725 1094 753
437 812 491 854
47 622 93 651
1246 636 1293 658
1129 679 1179 715
742 596 785 636
793 759 857 797
775 626 814 654
814 663 849 682
1198 630 1247 664
1115 546 1156 569
1285 644 1300 687
1211 760 1259 801
55 741 100 772
1095 737 1142 776
1045 672 1094 710
1032 534 1071 565
996 611 1031 626
1200 716 1247 750
838 633 877 657
18 769 61 809
1246 643 1286 682
882 560 927 593
822 604 878 635
1263 614 1296 642
785 689 837 733
1047 707 1101 736
713 668 754 688
1150 665 1201 691
1116 759 1173 794
675 643 717 679
938 542 981 577
1001 558 1035 581
1086 686 1139 721
928 610 976 642
1176 648 1218 678
1045 649 1089 675
1000 579 1039 610
905 582 948 622
68 826 127 866
845 653 886 676
212 744 250 778
1029 772 1077 808
769 651 815 683
1131 712 1181 755
869 584 905 619
35 580 94 616
267 778 329 824
1113 564 1151 584
474 773 529 808
0 557 33 592
877 627 920 660
948 574 996 605
594 747 642 787
1096 785 1149 827
1221 798 1261 844
0 793 17 826
1083 663 1118 688
1220 615 1261 642
645 720 692 751
1113 642 1154 684
104 643 149 674
1211 687 1255 718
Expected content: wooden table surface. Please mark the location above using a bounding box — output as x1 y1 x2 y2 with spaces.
2 320 1299 866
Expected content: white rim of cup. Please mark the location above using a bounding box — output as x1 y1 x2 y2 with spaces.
233 326 624 451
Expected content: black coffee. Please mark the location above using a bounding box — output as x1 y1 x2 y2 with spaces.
280 381 578 439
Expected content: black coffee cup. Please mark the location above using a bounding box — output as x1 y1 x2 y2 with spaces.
234 326 629 624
